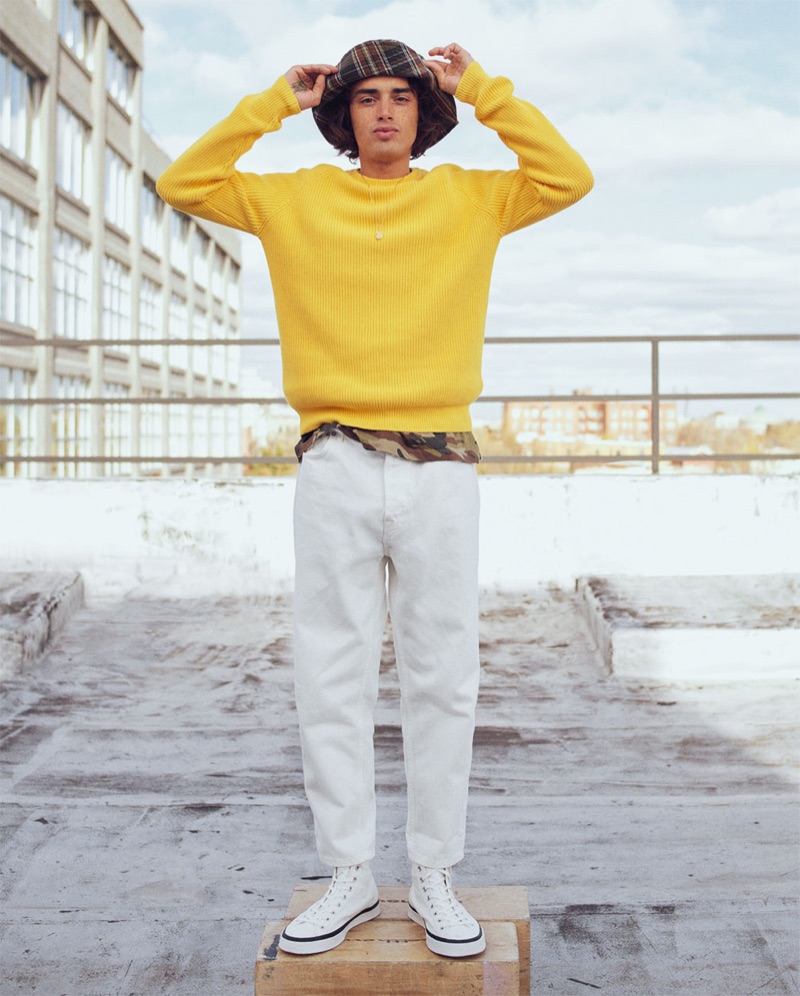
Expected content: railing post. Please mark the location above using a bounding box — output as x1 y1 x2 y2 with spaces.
651 339 661 475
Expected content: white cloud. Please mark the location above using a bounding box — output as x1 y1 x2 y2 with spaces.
139 0 715 114
571 102 800 173
486 228 800 337
706 187 800 244
235 0 717 116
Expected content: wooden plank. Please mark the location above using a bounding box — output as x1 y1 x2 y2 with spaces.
255 919 519 995
286 883 530 993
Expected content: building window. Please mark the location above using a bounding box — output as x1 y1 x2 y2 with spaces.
52 374 91 478
169 212 190 273
56 102 92 202
1 51 39 164
0 196 37 328
212 316 225 381
211 245 225 300
140 387 163 475
227 261 240 312
210 404 225 458
169 393 189 471
141 179 163 256
227 327 240 387
192 307 207 377
227 402 240 459
105 145 131 230
0 367 35 479
59 0 96 69
102 255 131 353
169 293 188 371
139 277 163 364
103 382 131 475
107 40 135 114
192 404 207 460
194 229 210 287
53 227 90 339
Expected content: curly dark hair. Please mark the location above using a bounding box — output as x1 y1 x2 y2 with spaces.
321 78 443 162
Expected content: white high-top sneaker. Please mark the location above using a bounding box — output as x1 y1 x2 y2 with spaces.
408 864 486 958
278 863 380 955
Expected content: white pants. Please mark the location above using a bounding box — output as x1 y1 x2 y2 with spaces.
293 431 480 868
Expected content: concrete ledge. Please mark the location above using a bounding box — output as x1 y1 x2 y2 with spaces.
2 476 799 595
0 572 84 679
578 574 800 681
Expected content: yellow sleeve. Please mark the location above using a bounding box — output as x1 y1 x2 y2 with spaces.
156 76 302 235
454 62 594 235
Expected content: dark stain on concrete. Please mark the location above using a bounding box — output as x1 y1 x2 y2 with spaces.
584 576 800 631
0 595 41 620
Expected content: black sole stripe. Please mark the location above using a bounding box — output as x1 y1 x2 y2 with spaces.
281 899 380 945
408 902 484 945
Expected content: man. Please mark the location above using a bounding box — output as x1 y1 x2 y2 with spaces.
157 39 592 959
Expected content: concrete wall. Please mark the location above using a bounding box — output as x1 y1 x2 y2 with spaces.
1 475 798 596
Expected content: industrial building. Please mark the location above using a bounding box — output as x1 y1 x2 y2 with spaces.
1 0 243 477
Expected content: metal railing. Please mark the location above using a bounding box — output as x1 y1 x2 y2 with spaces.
1 331 798 474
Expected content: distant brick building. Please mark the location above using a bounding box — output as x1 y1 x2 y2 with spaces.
503 391 679 444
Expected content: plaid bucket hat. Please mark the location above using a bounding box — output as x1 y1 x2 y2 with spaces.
312 39 458 155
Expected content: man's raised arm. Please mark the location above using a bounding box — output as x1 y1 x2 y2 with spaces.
427 43 593 235
155 64 336 234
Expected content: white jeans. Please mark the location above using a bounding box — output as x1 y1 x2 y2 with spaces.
293 431 480 868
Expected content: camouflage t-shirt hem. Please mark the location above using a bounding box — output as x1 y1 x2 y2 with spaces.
295 423 481 464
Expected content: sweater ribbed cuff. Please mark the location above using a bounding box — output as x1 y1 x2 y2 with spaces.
248 75 303 126
454 61 491 106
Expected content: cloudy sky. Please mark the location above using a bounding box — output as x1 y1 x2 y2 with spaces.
136 0 799 418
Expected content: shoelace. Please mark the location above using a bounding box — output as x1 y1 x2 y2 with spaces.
416 866 473 927
298 865 362 928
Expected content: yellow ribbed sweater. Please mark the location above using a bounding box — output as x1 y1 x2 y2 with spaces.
156 62 593 434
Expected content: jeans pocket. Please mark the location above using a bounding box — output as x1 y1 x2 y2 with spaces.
306 428 341 459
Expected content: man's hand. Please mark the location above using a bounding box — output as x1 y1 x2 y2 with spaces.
284 64 338 110
424 44 474 95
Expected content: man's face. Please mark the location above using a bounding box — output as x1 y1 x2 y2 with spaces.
349 76 419 164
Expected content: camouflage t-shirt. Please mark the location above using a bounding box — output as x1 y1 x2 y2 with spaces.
295 422 481 464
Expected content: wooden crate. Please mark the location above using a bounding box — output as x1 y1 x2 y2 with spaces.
255 884 530 995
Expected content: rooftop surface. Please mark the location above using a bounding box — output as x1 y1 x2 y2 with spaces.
1 572 798 995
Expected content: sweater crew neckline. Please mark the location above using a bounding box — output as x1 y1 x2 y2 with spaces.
350 168 423 185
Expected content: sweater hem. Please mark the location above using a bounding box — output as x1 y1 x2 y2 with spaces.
296 405 474 437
